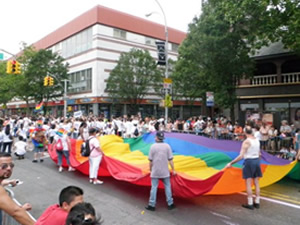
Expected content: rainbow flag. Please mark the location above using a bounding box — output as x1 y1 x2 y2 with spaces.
48 133 298 197
56 128 67 136
35 101 44 111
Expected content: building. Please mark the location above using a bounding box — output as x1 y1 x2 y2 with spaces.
7 5 202 119
236 42 300 129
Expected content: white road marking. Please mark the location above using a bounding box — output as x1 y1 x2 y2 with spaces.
239 192 300 209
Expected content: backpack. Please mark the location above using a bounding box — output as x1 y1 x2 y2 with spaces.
80 138 94 157
55 138 63 151
133 128 139 137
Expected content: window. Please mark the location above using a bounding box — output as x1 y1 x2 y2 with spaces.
113 28 127 39
171 43 179 52
61 27 92 58
68 68 92 93
145 37 156 46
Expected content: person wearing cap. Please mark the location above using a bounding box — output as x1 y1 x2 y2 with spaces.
51 128 75 172
145 131 176 211
88 128 104 185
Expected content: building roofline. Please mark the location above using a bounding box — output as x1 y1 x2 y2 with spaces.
33 5 186 50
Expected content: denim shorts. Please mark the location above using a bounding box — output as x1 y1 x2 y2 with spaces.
242 158 262 179
33 146 44 153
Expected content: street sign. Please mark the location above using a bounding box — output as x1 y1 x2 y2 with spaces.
163 78 172 89
206 92 214 107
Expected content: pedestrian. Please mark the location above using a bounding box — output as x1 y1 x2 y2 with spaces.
0 152 35 225
51 128 75 172
145 131 176 211
2 124 13 154
65 202 102 225
35 186 84 225
32 120 47 163
88 127 104 185
226 125 262 210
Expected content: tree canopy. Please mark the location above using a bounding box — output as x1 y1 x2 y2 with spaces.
173 0 300 120
106 48 162 113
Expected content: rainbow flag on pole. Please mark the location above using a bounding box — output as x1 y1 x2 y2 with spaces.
35 101 44 111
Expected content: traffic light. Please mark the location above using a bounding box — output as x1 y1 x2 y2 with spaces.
15 61 21 74
6 61 12 74
155 41 166 65
44 76 49 86
11 60 17 73
49 77 54 86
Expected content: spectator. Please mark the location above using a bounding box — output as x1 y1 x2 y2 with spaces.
13 136 27 159
259 122 269 151
65 202 102 225
145 131 176 211
88 128 104 185
0 152 35 225
35 186 84 225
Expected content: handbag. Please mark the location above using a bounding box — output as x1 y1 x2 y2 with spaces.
55 139 64 151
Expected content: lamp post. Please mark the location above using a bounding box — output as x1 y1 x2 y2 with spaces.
146 0 169 126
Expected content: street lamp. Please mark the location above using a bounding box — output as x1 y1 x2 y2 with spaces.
146 0 169 126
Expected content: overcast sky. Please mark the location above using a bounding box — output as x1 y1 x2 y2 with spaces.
0 0 202 57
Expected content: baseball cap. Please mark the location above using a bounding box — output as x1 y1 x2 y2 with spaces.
156 131 164 140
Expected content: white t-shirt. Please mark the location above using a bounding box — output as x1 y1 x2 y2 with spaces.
14 141 27 155
89 136 102 157
54 134 69 151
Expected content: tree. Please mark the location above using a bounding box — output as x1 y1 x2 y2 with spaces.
174 1 257 120
13 45 38 115
106 48 162 114
25 49 69 114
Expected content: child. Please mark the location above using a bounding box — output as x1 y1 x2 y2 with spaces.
13 136 27 159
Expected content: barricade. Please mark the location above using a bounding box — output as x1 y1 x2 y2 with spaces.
1 188 36 225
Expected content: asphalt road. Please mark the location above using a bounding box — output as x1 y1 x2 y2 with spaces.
8 152 300 225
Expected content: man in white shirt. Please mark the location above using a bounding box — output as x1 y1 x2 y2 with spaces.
13 136 27 159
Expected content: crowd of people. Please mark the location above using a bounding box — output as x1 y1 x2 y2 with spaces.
0 113 299 223
0 114 299 161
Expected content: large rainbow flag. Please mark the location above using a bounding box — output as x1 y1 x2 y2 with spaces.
49 132 299 198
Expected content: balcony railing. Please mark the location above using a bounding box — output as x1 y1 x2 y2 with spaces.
250 72 300 85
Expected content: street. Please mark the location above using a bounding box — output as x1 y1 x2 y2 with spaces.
9 151 300 225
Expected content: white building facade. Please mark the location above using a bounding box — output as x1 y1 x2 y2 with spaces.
8 5 202 118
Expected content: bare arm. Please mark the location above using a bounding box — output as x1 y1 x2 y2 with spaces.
0 187 35 225
226 140 250 168
168 159 176 175
149 160 153 172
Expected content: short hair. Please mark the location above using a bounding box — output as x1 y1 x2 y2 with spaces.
0 152 12 158
59 186 83 207
245 126 253 135
18 136 24 141
66 202 102 225
88 127 97 135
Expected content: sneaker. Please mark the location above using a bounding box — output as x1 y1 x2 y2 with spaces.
167 204 176 210
93 180 103 185
254 203 260 209
242 204 254 210
40 159 44 163
145 205 155 211
58 166 63 172
32 160 38 163
68 167 75 172
89 179 93 183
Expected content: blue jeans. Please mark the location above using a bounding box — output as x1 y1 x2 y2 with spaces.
148 177 173 207
57 150 70 166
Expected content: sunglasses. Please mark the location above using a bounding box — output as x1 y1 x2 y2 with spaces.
0 163 15 170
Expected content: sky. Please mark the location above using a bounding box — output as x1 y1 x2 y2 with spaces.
0 0 202 58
